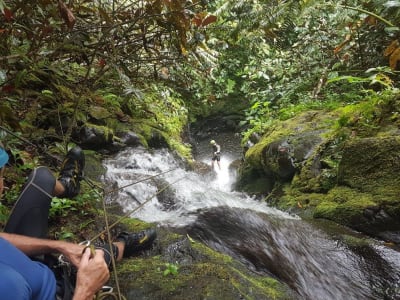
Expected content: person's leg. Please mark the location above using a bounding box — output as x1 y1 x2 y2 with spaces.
0 237 57 299
4 147 85 238
4 166 55 238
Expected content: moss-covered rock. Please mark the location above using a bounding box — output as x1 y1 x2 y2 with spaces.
114 226 293 300
313 187 377 226
338 136 400 196
235 162 274 195
237 96 400 243
237 111 339 196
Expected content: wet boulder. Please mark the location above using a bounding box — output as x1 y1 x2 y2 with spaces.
118 131 143 148
260 131 325 181
146 128 169 149
78 124 116 150
237 111 333 193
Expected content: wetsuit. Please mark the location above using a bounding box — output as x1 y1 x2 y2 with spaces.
212 144 221 161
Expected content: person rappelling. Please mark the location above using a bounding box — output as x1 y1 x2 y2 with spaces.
210 140 221 170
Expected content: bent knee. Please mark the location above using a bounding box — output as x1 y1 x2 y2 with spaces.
0 265 32 299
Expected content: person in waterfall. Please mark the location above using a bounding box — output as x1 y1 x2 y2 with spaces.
210 139 221 170
0 143 157 299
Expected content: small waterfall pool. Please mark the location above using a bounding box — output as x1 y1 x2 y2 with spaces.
103 143 400 300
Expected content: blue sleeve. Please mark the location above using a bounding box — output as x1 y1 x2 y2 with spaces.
0 237 56 300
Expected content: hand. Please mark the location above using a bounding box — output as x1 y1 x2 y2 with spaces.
60 242 86 267
73 248 110 300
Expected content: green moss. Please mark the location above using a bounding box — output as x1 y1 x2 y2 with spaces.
245 110 338 169
84 123 115 143
279 185 325 210
112 234 291 300
313 187 377 225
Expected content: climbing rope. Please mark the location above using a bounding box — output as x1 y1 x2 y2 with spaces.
90 175 185 242
89 175 185 300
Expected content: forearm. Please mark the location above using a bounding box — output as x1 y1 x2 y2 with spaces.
0 232 69 256
72 285 95 300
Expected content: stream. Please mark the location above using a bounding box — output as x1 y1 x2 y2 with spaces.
103 134 400 300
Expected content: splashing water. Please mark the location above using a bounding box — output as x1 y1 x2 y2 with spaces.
104 147 296 227
103 146 400 299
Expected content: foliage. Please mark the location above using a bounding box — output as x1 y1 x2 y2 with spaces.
162 263 179 276
191 0 400 143
50 183 101 219
50 197 77 218
0 0 215 148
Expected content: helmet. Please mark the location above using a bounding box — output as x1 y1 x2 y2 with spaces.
210 140 216 145
0 147 9 168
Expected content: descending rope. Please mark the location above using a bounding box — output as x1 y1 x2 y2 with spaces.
89 175 185 300
90 175 185 242
83 167 178 197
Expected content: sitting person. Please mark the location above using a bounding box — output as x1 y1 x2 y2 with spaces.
0 145 156 300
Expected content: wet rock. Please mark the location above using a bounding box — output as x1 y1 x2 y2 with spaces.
152 177 177 211
191 160 212 175
147 129 169 148
234 162 274 195
118 131 143 147
115 226 293 300
78 124 114 150
162 238 206 265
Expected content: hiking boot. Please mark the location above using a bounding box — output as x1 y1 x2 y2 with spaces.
58 146 85 198
117 228 157 257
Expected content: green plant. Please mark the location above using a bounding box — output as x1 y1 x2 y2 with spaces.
163 263 179 276
54 229 75 241
50 197 77 218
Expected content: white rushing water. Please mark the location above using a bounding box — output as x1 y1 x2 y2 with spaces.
103 146 400 299
103 147 298 227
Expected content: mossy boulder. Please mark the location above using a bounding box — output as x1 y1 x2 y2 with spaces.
238 111 338 193
114 228 293 300
338 136 400 196
237 106 400 242
235 161 274 195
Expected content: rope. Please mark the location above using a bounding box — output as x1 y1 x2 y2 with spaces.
89 175 185 300
96 290 127 300
90 175 185 242
83 167 178 197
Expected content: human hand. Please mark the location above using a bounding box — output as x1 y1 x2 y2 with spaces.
73 248 110 300
61 242 86 267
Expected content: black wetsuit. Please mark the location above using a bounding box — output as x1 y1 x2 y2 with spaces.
212 144 221 161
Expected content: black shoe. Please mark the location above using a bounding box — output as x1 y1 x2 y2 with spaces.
117 228 157 258
58 146 85 198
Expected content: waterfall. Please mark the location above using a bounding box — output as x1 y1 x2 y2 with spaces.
103 146 400 300
104 147 297 227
